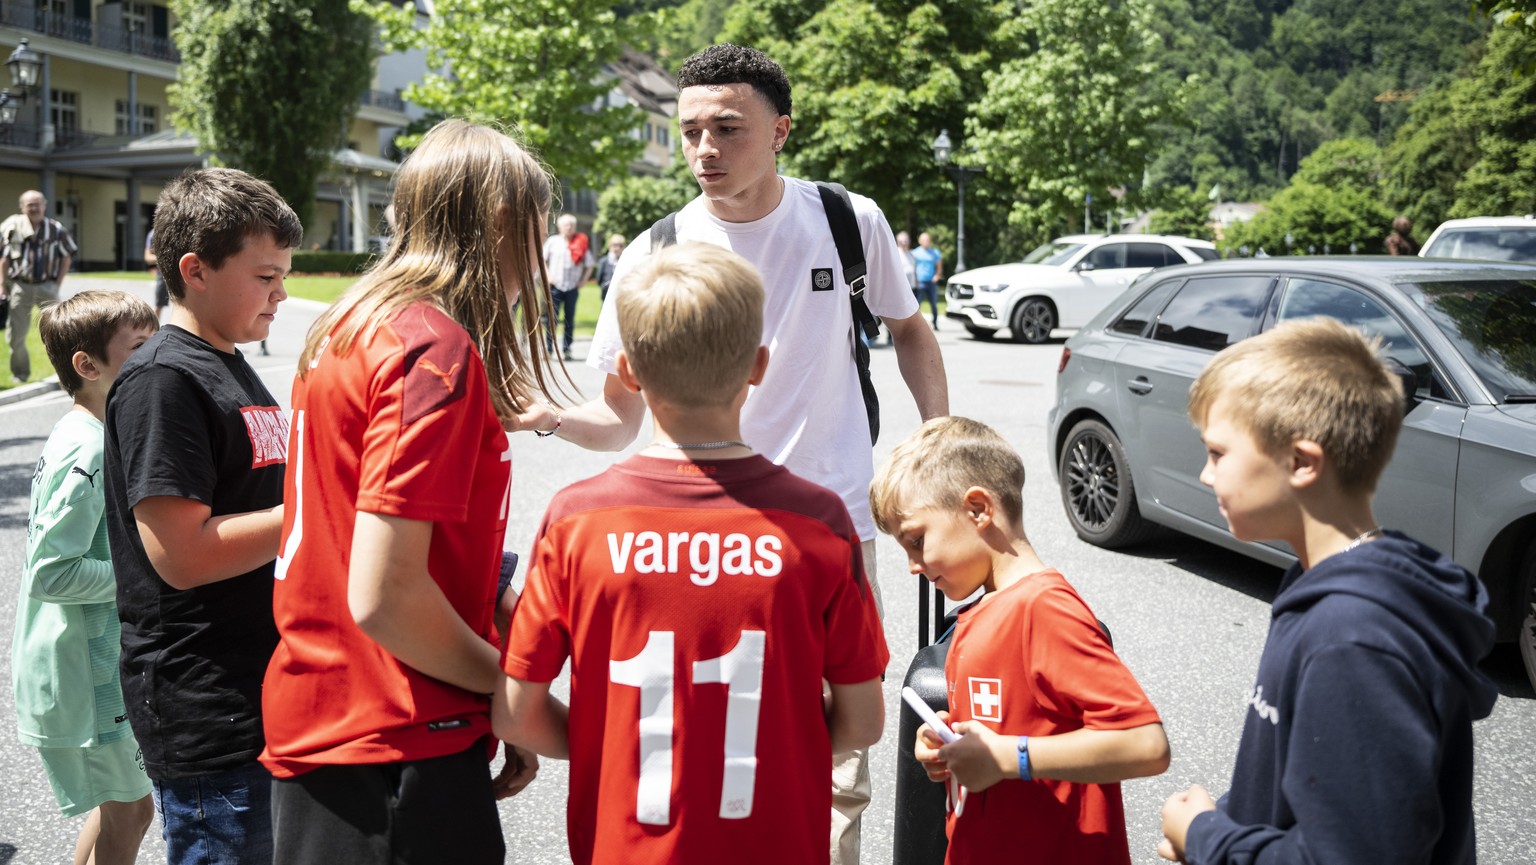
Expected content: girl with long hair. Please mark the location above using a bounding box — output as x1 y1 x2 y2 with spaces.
259 119 563 863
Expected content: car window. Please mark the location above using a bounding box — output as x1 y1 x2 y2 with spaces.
1276 278 1442 401
1023 241 1085 266
1110 278 1181 337
1415 278 1536 402
1151 275 1271 351
1127 243 1175 269
1083 243 1127 270
1187 247 1220 262
1423 227 1536 264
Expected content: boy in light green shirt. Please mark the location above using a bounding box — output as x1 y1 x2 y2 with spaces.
13 289 158 865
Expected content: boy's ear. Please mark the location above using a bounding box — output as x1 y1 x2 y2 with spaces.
179 252 208 294
961 486 995 528
614 351 643 394
71 350 102 383
747 344 769 386
1289 439 1325 488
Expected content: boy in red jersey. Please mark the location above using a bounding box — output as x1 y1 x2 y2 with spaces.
494 241 888 865
871 417 1170 864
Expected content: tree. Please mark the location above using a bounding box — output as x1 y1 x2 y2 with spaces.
966 0 1172 242
359 0 646 192
1224 138 1392 255
594 153 696 241
721 0 1010 261
1147 187 1216 240
171 0 375 229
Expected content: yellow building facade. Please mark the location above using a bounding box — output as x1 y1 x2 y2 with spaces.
0 2 407 269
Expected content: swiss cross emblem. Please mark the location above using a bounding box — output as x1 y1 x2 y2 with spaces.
969 677 1003 722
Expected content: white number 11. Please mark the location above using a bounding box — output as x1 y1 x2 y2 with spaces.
609 630 766 826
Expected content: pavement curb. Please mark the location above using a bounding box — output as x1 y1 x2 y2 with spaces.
0 377 60 407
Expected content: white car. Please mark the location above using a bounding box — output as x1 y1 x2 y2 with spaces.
944 233 1219 343
1420 215 1536 264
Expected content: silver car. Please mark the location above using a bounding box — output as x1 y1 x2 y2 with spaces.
1047 257 1536 689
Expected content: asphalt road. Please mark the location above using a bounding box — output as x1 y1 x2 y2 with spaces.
1 277 1533 863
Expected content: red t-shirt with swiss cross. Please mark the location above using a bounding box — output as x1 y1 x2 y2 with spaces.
261 304 511 778
942 570 1161 865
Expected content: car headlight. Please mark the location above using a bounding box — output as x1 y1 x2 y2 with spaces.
977 284 1008 293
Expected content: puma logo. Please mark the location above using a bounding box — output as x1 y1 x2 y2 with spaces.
71 466 100 488
417 358 462 393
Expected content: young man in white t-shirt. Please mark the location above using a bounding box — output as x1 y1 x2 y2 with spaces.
513 43 949 865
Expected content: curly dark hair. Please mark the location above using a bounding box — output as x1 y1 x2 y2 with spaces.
676 44 792 117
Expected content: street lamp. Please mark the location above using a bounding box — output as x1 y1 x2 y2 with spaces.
932 129 984 273
0 39 43 127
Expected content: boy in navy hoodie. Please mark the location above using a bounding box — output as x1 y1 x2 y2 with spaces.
1158 317 1496 865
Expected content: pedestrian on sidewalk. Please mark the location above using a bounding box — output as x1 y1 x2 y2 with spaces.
3 190 77 382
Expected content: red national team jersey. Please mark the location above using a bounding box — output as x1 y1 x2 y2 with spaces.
261 304 512 778
503 454 888 865
942 570 1162 865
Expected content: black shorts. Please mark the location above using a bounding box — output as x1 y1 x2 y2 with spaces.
271 737 504 865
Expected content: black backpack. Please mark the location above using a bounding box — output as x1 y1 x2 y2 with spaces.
647 181 883 444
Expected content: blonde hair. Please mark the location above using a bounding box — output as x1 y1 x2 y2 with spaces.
298 119 566 422
1188 317 1404 494
871 416 1025 536
616 242 763 408
40 289 159 396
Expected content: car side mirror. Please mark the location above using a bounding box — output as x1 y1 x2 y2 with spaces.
1382 357 1419 410
1075 261 1096 272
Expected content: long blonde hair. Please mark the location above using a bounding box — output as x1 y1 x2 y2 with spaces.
299 119 567 421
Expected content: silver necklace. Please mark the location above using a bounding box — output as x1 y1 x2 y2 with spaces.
1343 527 1385 552
651 440 749 451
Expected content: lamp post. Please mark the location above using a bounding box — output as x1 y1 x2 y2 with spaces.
0 39 43 128
932 129 984 273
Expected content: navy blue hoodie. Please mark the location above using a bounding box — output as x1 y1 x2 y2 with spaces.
1186 531 1497 864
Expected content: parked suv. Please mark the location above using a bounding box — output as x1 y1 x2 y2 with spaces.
1047 257 1536 689
945 234 1218 343
1421 215 1536 264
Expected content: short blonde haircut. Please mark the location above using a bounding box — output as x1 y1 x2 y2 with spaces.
871 416 1025 536
617 242 763 408
1188 317 1404 494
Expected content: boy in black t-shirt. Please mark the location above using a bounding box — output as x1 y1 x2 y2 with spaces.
104 168 303 865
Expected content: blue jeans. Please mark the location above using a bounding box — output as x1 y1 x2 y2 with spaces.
916 280 940 326
154 761 273 865
547 287 579 352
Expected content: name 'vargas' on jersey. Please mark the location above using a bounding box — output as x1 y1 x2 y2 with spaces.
605 530 783 586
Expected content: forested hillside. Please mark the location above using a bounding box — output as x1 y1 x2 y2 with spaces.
599 0 1531 264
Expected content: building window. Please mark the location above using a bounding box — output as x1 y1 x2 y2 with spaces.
115 100 158 135
50 89 78 133
123 0 151 34
657 125 669 147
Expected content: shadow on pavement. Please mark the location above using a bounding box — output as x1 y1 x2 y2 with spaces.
1113 530 1285 606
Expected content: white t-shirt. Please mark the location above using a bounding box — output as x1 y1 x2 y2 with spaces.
589 177 918 541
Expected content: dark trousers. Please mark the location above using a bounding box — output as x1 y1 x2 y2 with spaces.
916 280 940 325
270 739 503 865
546 287 579 352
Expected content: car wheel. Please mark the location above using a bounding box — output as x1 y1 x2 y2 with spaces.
965 325 995 341
1010 298 1055 344
1520 544 1536 693
1058 419 1157 548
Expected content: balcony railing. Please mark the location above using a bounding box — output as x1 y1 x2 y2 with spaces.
0 120 42 149
1 5 180 63
359 89 406 113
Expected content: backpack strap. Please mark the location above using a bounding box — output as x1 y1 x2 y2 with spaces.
815 182 881 340
649 211 678 250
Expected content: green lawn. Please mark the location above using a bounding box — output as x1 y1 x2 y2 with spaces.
0 322 49 391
